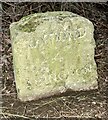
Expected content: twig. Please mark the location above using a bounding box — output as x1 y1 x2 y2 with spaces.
28 97 61 112
0 112 32 119
94 53 103 58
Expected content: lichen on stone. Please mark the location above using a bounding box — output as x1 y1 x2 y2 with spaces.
10 11 98 101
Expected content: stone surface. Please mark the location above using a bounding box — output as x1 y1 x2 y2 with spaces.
10 11 98 101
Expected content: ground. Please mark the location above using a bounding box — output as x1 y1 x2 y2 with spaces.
1 2 108 120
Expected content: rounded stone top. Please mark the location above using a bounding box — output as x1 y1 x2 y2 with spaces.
10 11 94 46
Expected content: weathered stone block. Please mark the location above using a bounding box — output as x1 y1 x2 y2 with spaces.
10 11 98 101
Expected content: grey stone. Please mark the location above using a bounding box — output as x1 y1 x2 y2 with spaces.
10 11 98 101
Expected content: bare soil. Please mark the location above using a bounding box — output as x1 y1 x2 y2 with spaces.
1 2 108 120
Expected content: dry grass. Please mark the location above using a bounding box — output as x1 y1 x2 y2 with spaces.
1 2 108 120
